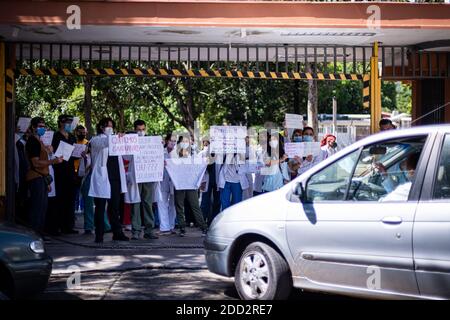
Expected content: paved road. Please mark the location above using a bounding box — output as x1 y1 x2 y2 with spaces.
34 231 355 301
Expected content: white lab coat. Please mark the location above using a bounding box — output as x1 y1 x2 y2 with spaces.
200 163 222 192
157 147 177 232
218 163 250 190
123 155 140 204
88 134 127 199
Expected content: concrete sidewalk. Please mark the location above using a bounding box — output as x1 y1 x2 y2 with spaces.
45 214 208 275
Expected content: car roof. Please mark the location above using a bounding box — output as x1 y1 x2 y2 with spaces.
341 124 449 152
292 124 449 183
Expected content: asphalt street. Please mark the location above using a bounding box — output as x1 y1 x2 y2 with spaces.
33 227 355 301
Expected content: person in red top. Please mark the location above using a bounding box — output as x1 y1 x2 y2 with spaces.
320 134 338 159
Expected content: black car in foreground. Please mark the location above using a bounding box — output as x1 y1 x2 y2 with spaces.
0 223 52 299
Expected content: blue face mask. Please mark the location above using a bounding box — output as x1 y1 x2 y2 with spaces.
37 127 46 137
303 135 313 142
293 136 303 143
64 123 73 133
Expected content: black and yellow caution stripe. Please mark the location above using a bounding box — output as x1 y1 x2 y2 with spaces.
363 74 370 109
5 68 14 103
12 67 366 81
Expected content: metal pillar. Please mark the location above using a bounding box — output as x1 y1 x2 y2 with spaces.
0 42 16 222
370 42 382 134
0 43 5 220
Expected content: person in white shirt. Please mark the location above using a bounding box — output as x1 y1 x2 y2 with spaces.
156 133 178 235
377 152 420 202
88 117 129 243
170 136 208 237
219 153 249 210
297 126 327 176
320 134 339 159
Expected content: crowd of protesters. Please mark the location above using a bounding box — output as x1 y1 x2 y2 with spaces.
14 114 363 243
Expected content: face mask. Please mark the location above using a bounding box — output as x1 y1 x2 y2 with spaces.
293 136 303 143
104 127 113 136
303 135 313 142
37 127 46 137
77 134 86 141
180 142 189 149
330 141 337 149
64 123 73 133
269 140 279 149
137 131 146 137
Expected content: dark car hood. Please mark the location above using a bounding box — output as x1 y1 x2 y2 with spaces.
0 222 40 239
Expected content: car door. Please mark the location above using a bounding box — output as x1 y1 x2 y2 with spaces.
413 131 450 299
285 133 433 297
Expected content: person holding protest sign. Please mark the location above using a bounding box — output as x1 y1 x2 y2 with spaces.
170 136 208 237
89 117 129 243
261 132 288 193
218 153 249 210
297 126 327 176
156 133 177 235
127 120 159 240
25 117 63 234
51 114 78 234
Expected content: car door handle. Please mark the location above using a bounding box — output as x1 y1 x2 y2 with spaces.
381 216 403 225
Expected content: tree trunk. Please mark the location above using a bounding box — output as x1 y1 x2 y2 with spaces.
83 76 93 137
293 79 301 114
307 64 318 139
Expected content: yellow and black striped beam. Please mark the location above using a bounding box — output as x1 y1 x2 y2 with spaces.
5 69 14 103
12 67 367 81
363 74 370 109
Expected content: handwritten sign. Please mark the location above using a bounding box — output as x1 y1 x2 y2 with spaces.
285 113 303 129
134 136 164 183
70 117 80 131
108 134 140 156
285 142 321 158
210 126 247 154
17 117 31 133
165 157 207 190
40 130 54 146
71 143 87 158
55 141 75 161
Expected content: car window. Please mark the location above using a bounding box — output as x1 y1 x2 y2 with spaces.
305 149 359 202
347 136 426 202
433 134 450 200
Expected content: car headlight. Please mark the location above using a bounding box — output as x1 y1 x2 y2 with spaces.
30 240 45 254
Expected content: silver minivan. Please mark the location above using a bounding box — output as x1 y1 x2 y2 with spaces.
205 125 450 300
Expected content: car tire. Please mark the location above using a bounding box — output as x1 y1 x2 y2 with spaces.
235 242 292 300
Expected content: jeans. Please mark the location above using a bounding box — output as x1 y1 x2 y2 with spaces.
200 185 221 226
131 182 156 236
174 189 207 231
220 182 242 211
28 177 48 233
81 174 111 232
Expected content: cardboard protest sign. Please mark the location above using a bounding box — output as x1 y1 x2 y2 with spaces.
165 157 207 190
285 113 304 129
210 126 247 154
134 136 164 183
108 134 140 156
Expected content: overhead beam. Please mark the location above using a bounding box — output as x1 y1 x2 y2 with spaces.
1 2 449 29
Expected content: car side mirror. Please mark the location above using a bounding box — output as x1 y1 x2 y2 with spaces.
292 182 305 203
